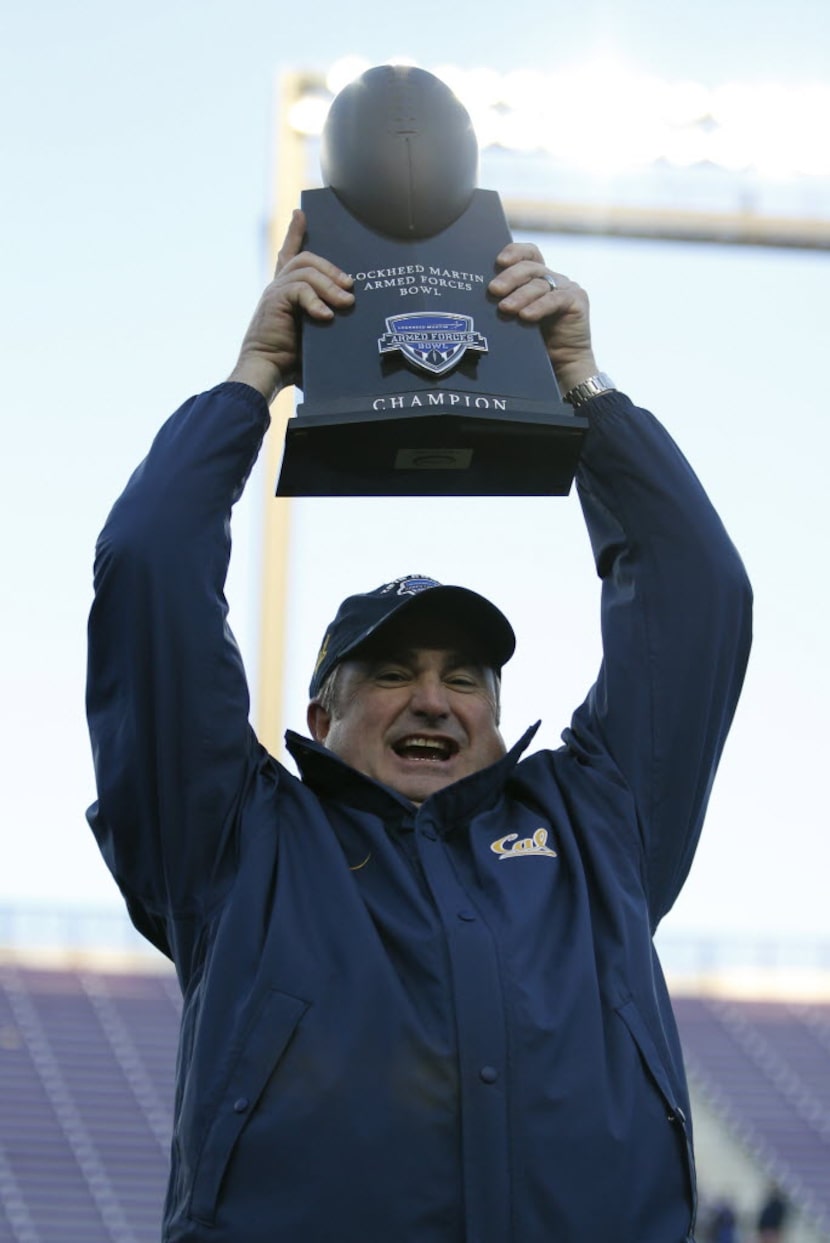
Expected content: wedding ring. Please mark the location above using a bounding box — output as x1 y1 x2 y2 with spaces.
544 273 558 290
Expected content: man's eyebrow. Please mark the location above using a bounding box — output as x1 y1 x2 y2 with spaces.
443 652 489 669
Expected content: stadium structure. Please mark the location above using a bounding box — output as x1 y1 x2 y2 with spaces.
1 909 829 1242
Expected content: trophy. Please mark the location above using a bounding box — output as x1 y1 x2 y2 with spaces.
275 64 587 497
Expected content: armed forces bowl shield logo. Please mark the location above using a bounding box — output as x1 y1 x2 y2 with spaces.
378 312 488 377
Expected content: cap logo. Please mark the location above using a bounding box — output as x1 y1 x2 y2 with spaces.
380 575 441 597
313 631 331 674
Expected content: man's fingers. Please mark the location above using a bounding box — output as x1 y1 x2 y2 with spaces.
489 259 549 298
495 241 544 268
283 270 355 320
515 285 568 320
278 253 355 298
275 210 308 273
489 260 569 310
293 285 339 321
515 274 572 319
276 212 355 297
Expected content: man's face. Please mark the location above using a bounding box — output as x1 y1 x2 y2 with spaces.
307 617 506 805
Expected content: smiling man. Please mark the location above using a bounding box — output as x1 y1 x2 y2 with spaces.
306 580 511 804
86 210 752 1243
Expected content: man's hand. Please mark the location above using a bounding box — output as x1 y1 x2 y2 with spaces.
228 209 355 402
488 243 599 397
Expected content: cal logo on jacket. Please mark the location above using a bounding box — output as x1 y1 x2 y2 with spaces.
490 827 558 860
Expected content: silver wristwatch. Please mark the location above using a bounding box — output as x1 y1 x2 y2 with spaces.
563 372 617 408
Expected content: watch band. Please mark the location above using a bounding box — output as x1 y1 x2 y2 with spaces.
563 372 617 408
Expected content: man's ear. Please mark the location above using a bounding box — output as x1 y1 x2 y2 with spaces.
307 701 331 743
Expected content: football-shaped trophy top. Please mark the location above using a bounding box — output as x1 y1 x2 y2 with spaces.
320 64 478 239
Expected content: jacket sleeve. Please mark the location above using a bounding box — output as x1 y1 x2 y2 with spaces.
563 391 753 926
85 382 271 957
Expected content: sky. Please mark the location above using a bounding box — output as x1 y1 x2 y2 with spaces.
2 0 829 955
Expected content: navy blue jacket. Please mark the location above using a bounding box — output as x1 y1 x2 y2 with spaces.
86 382 752 1242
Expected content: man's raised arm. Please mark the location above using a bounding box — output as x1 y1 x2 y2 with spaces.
491 244 752 926
85 213 354 962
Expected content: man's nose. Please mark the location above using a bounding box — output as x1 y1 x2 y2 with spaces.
409 674 451 718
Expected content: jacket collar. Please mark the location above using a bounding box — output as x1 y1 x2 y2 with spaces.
285 722 540 826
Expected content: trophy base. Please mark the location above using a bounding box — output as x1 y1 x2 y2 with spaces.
275 403 588 497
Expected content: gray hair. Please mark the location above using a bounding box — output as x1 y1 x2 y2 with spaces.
313 664 346 718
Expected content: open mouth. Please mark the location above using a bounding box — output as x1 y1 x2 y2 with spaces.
392 735 459 763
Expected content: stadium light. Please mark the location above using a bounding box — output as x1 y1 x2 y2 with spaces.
288 56 830 182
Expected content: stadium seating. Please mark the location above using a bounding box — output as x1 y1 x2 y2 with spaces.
673 994 830 1236
1 962 829 1240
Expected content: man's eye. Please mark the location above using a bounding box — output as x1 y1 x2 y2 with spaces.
447 674 478 690
376 668 409 684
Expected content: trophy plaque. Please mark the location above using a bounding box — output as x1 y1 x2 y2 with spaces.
275 65 588 497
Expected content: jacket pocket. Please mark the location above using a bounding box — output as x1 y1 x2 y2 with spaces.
615 997 698 1239
188 987 309 1225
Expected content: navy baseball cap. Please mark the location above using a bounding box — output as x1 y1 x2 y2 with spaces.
309 574 516 699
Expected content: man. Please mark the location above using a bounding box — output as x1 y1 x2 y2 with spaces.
86 209 752 1242
757 1185 788 1241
